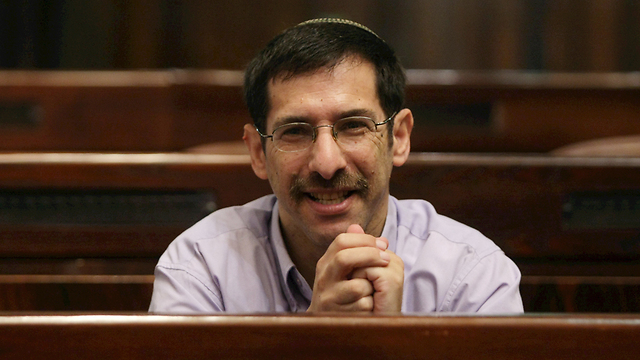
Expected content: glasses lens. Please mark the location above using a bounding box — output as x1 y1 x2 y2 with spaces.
334 117 376 147
273 123 314 152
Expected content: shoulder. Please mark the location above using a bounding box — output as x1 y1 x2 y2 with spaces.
150 195 286 313
393 197 499 257
183 195 276 240
158 195 277 266
393 198 522 313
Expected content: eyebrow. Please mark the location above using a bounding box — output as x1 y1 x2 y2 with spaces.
271 108 378 129
338 108 378 119
271 116 310 130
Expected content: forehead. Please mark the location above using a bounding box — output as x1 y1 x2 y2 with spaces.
266 58 380 125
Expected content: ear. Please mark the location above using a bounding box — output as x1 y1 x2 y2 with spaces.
392 108 413 166
243 123 269 180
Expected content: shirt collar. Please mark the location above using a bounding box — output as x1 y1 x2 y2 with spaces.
381 195 399 253
268 201 312 311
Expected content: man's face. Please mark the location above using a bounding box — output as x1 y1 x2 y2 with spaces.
248 58 406 251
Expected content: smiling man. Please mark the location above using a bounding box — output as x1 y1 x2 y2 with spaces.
149 19 523 314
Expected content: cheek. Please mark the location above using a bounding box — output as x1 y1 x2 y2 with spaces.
349 155 380 180
353 143 393 175
266 153 305 186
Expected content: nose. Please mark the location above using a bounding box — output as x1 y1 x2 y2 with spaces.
307 126 347 179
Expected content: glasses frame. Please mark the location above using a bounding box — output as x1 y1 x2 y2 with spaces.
255 111 397 153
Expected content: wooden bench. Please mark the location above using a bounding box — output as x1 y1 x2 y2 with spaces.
392 153 640 312
2 70 640 152
0 152 269 311
0 314 639 359
1 152 640 312
0 275 153 311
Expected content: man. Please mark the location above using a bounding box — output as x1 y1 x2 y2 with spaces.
149 18 523 314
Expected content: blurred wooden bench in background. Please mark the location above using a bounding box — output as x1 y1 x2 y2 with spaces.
2 69 640 312
0 152 269 311
392 153 640 312
1 152 640 312
2 70 640 153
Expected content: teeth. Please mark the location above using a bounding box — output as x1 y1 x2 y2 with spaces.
309 191 349 205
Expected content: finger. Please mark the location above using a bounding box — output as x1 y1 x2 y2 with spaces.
346 224 365 234
320 295 374 313
351 264 399 283
350 267 368 280
352 252 404 284
319 232 386 272
344 295 374 312
376 236 389 250
351 252 405 314
332 278 374 305
310 279 374 312
321 247 391 281
344 226 387 251
328 232 378 253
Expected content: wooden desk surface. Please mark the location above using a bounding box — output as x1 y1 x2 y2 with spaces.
0 314 639 359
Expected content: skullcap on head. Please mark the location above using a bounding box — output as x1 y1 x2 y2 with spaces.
296 18 383 41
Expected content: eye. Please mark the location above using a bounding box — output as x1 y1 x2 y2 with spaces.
276 123 313 140
336 117 373 135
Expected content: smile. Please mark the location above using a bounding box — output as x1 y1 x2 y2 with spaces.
307 191 352 205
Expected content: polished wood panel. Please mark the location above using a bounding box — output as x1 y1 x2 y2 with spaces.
0 275 153 311
0 152 266 210
0 71 249 151
0 315 639 359
391 154 640 259
0 72 175 151
0 153 269 258
2 70 640 152
404 71 640 152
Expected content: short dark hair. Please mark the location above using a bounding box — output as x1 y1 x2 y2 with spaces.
244 19 406 134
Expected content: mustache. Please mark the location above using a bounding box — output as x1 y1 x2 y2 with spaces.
289 170 369 200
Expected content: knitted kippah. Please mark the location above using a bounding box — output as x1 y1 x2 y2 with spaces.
296 18 382 40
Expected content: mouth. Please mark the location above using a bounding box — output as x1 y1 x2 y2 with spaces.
290 171 369 207
307 190 353 205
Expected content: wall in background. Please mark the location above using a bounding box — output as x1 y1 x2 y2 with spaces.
1 0 639 71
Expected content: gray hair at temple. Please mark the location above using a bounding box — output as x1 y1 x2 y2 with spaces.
243 18 406 136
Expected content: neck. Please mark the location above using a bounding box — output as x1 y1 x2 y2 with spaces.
279 222 325 287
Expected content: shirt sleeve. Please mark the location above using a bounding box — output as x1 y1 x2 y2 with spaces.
148 264 224 314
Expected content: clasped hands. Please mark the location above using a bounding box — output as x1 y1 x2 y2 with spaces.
308 224 404 313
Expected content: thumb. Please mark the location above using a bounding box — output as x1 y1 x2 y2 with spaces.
346 224 365 234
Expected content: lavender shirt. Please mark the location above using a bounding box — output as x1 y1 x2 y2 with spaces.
149 195 523 314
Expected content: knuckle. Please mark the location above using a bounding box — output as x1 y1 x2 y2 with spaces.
333 234 350 249
316 255 329 269
334 251 350 268
316 292 335 311
355 296 374 311
350 279 372 297
351 268 365 279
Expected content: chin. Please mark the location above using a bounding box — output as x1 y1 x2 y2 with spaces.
306 226 347 248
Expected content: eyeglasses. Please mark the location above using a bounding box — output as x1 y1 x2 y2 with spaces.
256 112 397 153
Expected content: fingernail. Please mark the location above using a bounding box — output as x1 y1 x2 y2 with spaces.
379 250 390 261
376 239 387 250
